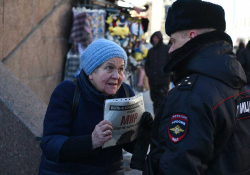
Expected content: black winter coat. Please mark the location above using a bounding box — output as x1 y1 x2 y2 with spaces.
237 43 250 85
145 31 171 85
149 31 250 175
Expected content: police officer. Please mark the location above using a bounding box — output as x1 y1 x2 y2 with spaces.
148 0 250 174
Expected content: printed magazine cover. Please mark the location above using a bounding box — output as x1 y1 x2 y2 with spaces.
103 93 145 148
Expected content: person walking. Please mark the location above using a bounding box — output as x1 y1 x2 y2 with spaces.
237 40 250 90
236 41 245 57
145 31 171 114
147 0 250 174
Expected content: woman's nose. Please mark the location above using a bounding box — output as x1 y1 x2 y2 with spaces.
111 70 119 79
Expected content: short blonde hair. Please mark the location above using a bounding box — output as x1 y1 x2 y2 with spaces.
196 28 216 35
180 28 216 37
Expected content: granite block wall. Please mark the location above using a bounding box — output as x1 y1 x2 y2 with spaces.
0 61 47 174
1 0 73 104
0 0 74 173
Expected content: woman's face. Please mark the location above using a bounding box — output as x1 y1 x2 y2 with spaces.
89 57 125 96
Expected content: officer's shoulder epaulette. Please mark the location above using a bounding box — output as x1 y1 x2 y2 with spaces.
177 74 198 91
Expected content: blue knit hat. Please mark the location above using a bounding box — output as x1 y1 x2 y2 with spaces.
79 39 127 75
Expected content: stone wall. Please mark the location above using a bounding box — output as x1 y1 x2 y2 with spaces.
0 61 47 174
0 0 74 104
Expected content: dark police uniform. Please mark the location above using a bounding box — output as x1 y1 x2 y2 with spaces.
149 31 250 175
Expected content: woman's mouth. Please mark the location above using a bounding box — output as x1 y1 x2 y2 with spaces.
108 83 117 87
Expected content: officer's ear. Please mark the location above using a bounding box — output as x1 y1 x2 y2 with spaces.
189 30 197 39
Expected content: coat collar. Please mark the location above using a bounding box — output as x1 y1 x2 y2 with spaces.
163 30 246 89
163 30 233 73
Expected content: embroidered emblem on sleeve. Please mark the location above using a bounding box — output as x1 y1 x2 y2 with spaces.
168 114 188 143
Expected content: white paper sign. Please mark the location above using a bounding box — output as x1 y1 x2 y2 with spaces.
103 94 145 148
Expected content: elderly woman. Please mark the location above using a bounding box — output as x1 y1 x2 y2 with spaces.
39 39 151 175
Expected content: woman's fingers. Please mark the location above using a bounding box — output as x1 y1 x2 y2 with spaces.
103 133 112 141
103 129 112 136
91 120 113 150
100 124 113 132
98 120 112 127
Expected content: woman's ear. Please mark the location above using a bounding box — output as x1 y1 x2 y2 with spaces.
89 74 93 80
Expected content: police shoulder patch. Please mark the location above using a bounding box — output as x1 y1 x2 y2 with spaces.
168 114 188 143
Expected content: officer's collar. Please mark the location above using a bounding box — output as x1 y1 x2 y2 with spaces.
163 30 233 74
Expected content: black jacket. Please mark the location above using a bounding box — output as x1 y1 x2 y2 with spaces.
237 42 250 85
145 31 171 85
149 31 250 175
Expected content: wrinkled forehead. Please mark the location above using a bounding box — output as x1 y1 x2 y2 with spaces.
102 57 125 66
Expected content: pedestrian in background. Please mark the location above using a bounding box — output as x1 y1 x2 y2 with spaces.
145 31 171 114
147 0 250 174
236 41 245 57
238 40 250 90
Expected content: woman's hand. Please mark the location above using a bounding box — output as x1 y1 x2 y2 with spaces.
92 120 113 150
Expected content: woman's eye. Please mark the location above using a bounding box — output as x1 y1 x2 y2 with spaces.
107 66 112 70
118 68 124 72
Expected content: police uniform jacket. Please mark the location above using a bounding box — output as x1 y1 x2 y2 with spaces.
150 31 250 175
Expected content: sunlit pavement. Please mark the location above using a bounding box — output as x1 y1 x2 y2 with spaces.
138 90 154 115
123 89 153 171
